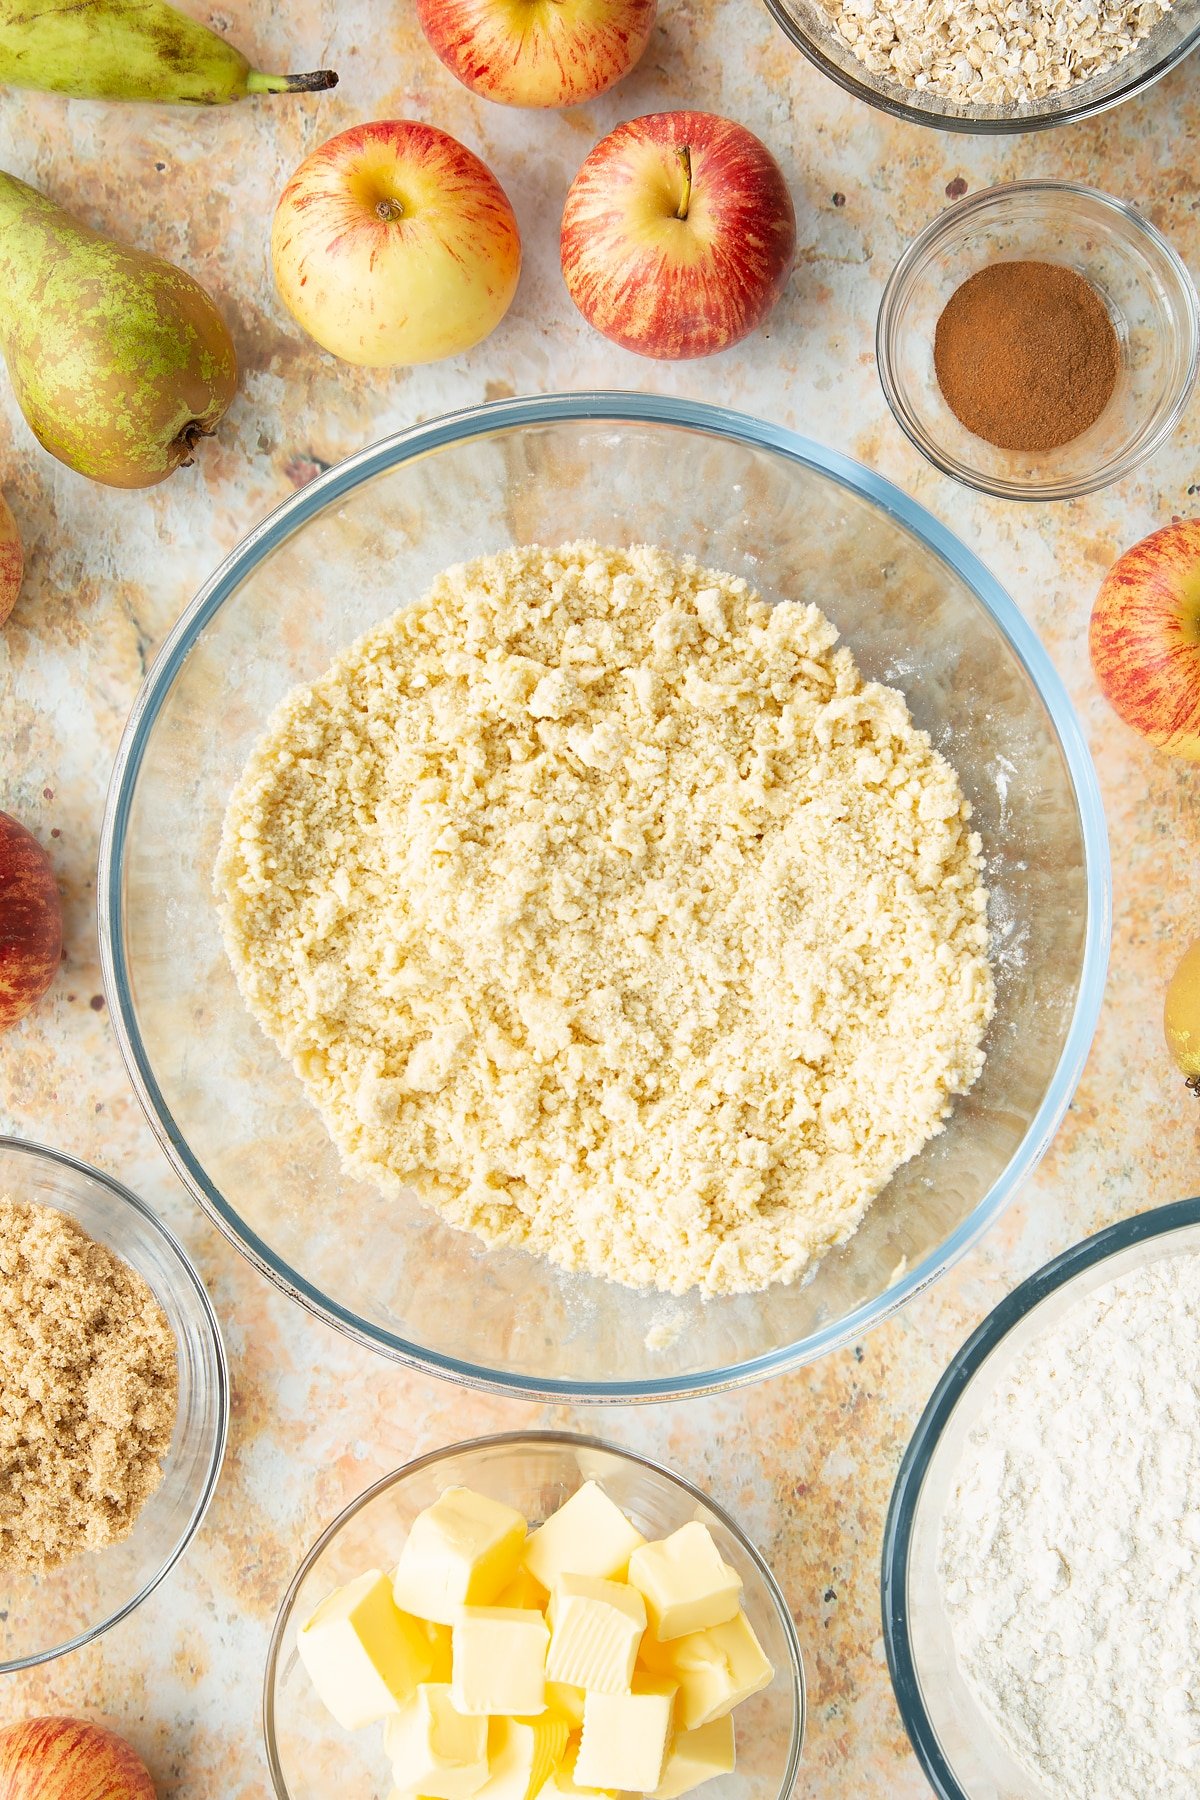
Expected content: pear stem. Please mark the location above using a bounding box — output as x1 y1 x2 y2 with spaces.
246 69 339 94
675 146 692 221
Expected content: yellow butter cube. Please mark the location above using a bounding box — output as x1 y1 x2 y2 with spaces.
574 1679 677 1792
393 1488 528 1626
452 1607 550 1716
384 1683 489 1800
628 1524 742 1642
639 1610 772 1730
536 1737 616 1798
524 1482 645 1589
497 1565 549 1611
476 1715 570 1800
421 1619 455 1684
543 1682 586 1730
297 1568 433 1731
545 1574 646 1695
651 1716 736 1798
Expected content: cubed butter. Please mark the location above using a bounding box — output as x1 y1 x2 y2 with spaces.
297 1568 433 1731
524 1482 645 1589
544 1682 586 1730
536 1737 616 1798
651 1716 736 1798
393 1487 528 1626
639 1610 772 1730
452 1607 550 1717
574 1679 677 1792
384 1683 489 1800
476 1715 570 1800
545 1574 646 1695
497 1565 549 1612
421 1618 455 1684
628 1524 742 1642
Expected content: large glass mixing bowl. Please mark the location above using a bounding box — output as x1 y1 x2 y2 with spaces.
98 393 1110 1401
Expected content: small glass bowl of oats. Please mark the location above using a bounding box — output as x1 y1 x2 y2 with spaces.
877 180 1199 500
763 0 1200 133
0 1135 228 1671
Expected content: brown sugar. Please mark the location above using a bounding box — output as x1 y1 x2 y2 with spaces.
933 260 1120 453
0 1195 178 1574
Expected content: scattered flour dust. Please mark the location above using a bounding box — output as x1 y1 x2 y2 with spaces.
215 542 993 1297
939 1251 1200 1798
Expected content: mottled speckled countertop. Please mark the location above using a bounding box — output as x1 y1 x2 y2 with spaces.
0 3 1197 1794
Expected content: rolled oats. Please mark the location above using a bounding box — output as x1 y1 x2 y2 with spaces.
818 0 1171 106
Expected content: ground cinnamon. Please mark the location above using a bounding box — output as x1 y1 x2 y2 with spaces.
933 260 1119 453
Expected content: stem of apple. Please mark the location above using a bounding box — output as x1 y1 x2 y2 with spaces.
675 146 692 221
376 198 404 222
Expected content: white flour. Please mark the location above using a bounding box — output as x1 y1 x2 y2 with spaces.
939 1250 1200 1800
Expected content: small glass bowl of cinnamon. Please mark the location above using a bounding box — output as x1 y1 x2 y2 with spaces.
876 180 1199 501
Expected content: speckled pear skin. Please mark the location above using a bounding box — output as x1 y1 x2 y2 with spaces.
0 0 338 104
0 172 238 488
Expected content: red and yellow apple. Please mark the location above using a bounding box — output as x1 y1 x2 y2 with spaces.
560 111 796 360
1089 520 1200 761
0 491 22 627
416 0 657 108
0 1717 155 1800
271 120 522 367
0 811 62 1031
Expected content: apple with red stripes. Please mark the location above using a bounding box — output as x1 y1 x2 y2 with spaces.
1089 520 1200 761
416 0 656 107
561 111 796 360
271 121 522 368
0 1717 155 1799
0 812 61 1032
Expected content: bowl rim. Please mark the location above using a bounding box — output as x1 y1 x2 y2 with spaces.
875 179 1200 501
880 1193 1200 1799
0 1132 230 1672
261 1427 807 1800
760 0 1200 134
97 388 1112 1403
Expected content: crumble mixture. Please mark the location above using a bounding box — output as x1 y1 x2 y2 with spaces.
216 542 993 1296
0 1196 178 1573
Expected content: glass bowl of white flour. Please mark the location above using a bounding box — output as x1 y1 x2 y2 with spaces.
884 1195 1200 1800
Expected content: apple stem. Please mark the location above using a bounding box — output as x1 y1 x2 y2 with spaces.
376 198 404 222
1189 1074 1200 1097
675 145 692 221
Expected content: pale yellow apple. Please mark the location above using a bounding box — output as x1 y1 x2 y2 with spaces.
271 120 522 367
416 0 657 108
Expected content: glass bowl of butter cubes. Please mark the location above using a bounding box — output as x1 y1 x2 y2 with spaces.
264 1432 805 1800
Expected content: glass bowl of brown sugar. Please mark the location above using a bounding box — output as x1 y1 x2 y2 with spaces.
0 1136 228 1670
876 180 1200 501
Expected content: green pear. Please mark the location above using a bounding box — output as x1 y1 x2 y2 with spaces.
0 171 239 488
0 0 337 104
